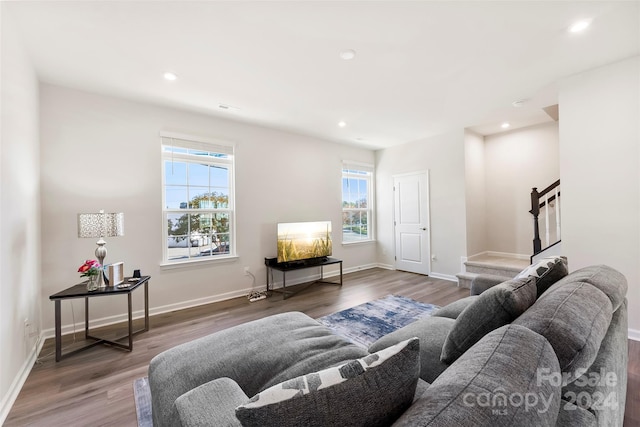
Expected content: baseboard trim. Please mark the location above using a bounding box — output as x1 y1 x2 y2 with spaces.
428 272 458 283
0 335 44 425
375 263 395 270
629 328 640 341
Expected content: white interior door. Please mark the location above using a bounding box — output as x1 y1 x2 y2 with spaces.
394 171 430 275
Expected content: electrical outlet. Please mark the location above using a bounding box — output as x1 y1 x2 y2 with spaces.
244 266 250 276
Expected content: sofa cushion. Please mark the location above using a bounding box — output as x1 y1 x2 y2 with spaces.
546 264 627 311
392 325 561 426
369 316 455 383
432 296 478 319
440 276 536 364
235 337 420 427
514 281 613 384
515 255 568 296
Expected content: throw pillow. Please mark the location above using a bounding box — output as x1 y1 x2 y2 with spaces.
515 255 568 296
235 337 420 427
440 276 536 364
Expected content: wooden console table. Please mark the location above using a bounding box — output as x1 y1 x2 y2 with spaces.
49 276 150 362
265 257 342 299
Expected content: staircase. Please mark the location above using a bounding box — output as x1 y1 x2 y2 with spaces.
457 179 561 289
457 254 529 289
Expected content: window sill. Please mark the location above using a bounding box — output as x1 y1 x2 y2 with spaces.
160 255 238 270
342 240 376 246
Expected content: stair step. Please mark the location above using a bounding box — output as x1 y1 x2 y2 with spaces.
457 254 530 290
455 272 477 289
464 261 523 277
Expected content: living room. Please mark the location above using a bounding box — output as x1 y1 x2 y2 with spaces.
2 1 639 425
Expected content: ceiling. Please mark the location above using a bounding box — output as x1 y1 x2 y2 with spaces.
5 1 639 150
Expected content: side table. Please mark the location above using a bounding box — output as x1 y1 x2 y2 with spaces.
49 276 150 362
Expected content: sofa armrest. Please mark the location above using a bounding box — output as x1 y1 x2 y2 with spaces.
432 296 478 319
176 377 248 427
149 311 366 427
470 274 509 295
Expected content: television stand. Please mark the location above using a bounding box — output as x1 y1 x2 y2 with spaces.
264 257 342 300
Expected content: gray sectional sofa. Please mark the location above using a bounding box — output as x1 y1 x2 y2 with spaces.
149 260 628 426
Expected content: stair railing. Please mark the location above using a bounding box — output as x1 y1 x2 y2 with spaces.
530 179 560 255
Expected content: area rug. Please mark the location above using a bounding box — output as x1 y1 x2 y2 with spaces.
316 294 439 348
133 294 438 426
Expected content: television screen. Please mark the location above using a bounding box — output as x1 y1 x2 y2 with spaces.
277 221 332 263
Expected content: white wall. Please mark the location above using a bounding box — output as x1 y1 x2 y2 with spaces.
376 130 467 280
484 122 560 256
559 56 640 332
0 9 42 423
464 130 486 257
39 85 376 334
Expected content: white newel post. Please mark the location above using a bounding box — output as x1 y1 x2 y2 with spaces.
555 187 561 241
544 193 550 247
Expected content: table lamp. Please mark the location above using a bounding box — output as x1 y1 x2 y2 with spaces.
77 210 125 287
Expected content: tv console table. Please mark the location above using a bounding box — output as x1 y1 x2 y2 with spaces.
264 257 343 299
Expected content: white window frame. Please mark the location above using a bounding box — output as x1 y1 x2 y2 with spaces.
160 131 236 266
342 161 375 244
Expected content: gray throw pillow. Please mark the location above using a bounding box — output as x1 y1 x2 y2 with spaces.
515 255 568 296
235 337 420 427
440 276 536 364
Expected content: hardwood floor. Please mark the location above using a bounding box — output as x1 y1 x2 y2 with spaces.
5 268 639 426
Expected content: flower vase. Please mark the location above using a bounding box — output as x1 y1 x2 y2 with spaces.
86 275 100 292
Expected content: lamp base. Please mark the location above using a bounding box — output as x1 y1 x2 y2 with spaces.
96 240 108 288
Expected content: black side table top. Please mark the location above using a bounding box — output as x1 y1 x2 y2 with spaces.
50 276 151 300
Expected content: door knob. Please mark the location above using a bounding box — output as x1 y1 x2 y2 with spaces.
421 227 427 230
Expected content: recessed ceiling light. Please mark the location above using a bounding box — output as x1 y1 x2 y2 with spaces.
163 72 177 81
339 49 356 60
512 99 528 108
338 121 347 128
501 122 510 129
568 20 591 33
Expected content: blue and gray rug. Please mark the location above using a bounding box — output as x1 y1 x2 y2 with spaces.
316 294 439 348
133 294 438 426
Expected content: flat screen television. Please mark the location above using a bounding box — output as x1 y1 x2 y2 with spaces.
277 221 332 264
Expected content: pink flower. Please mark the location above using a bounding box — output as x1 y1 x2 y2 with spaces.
78 260 101 277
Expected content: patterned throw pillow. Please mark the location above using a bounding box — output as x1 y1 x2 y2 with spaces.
235 337 420 427
515 255 568 296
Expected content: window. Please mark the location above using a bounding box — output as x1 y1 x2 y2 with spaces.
342 162 374 243
161 132 235 264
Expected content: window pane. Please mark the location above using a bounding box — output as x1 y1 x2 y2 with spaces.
165 187 188 209
165 161 187 186
210 165 229 188
188 163 210 187
349 178 359 208
188 190 229 209
342 212 369 242
358 179 368 208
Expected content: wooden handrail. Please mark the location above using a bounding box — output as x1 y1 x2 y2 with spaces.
530 179 560 255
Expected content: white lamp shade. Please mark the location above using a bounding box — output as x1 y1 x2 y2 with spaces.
78 212 125 238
